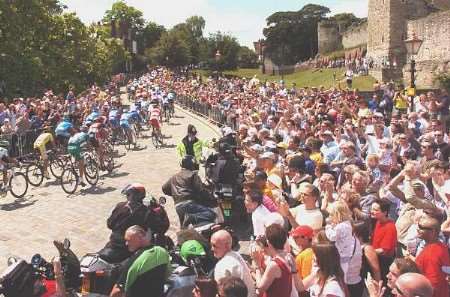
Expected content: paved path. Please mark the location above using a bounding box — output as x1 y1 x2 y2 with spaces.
0 106 220 271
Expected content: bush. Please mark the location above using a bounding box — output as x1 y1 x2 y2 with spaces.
436 72 450 91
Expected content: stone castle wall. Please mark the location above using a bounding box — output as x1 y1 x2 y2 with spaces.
342 22 368 49
403 9 450 87
318 22 342 54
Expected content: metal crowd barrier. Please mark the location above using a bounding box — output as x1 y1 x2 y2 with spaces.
0 127 48 158
177 95 228 127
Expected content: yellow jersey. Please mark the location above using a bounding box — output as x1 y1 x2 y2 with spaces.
34 133 54 149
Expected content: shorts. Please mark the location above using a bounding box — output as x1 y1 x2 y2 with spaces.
120 122 130 129
56 135 69 147
34 145 49 160
89 134 99 148
150 118 160 130
68 144 82 161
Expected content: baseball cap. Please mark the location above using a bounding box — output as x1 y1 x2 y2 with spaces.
222 126 234 137
322 130 333 137
412 180 425 190
260 151 276 160
180 240 206 263
290 225 314 239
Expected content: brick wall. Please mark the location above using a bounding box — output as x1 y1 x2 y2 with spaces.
342 22 368 49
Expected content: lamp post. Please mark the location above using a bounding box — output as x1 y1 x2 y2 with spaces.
215 50 221 81
404 33 423 112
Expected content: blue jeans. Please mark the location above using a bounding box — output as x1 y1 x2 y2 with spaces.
175 200 216 228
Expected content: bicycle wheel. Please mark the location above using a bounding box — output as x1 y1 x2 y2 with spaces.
49 157 65 179
26 163 44 187
123 129 132 150
9 172 29 198
84 157 99 186
61 167 78 194
105 154 115 173
151 132 160 148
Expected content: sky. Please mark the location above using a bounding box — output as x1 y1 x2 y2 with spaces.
61 0 368 48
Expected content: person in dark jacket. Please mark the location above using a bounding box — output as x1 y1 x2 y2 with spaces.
162 155 216 228
99 183 169 263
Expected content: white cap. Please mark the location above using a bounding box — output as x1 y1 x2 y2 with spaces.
222 127 234 137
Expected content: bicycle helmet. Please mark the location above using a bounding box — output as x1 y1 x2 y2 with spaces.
181 155 199 171
180 240 206 263
121 183 146 203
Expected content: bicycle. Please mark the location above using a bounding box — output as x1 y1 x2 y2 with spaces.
163 103 171 122
25 150 66 187
151 126 164 149
0 163 29 198
123 126 137 150
60 150 99 194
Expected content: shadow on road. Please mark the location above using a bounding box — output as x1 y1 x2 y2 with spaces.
161 144 176 149
169 122 181 126
0 197 38 211
106 171 130 179
79 185 117 196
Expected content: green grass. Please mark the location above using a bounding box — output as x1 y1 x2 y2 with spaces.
195 68 377 91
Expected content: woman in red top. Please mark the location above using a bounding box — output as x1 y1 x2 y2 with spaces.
415 215 450 297
251 224 304 297
370 198 397 287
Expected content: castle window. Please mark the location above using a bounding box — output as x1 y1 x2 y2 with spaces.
382 35 384 42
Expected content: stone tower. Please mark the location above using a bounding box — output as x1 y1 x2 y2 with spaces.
367 0 408 72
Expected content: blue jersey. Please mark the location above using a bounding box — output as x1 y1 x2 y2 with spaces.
86 111 100 123
68 132 88 147
130 110 140 122
55 121 73 137
120 112 132 128
109 109 120 127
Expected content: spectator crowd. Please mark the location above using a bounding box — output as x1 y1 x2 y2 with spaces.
156 69 450 297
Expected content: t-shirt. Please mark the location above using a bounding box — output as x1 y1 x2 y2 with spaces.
290 204 323 231
415 242 450 297
309 277 346 297
371 220 397 257
117 245 170 297
295 247 313 279
214 251 256 297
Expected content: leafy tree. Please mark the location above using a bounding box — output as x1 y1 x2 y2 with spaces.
142 22 166 49
238 46 258 68
146 30 192 67
103 0 145 33
263 4 330 65
206 32 240 70
329 13 363 31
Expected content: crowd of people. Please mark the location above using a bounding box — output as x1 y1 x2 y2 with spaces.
1 67 450 297
157 69 450 297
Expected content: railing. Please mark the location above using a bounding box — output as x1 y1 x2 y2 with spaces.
0 127 48 158
177 95 232 128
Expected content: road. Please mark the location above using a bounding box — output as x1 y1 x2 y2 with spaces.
0 106 220 271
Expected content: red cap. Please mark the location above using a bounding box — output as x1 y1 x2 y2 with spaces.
290 225 314 239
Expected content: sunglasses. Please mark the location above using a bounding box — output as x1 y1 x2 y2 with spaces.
393 284 406 296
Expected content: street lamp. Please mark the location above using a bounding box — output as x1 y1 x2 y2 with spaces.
215 50 221 81
404 32 423 112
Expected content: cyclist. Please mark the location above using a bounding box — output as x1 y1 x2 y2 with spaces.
67 127 89 187
149 102 162 143
54 116 73 149
33 126 55 179
0 140 12 191
120 109 135 146
167 90 176 115
161 95 170 121
85 107 100 125
88 117 108 170
130 103 143 134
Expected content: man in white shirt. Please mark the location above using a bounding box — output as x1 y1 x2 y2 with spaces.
211 230 256 297
244 190 283 236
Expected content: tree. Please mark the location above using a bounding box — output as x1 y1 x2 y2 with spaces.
206 32 240 70
142 22 166 49
146 30 192 67
263 4 330 65
103 0 145 33
329 13 363 31
238 46 258 68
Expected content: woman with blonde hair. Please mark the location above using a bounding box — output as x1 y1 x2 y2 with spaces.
325 201 364 297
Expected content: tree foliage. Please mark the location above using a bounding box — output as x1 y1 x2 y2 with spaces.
0 0 129 98
206 32 241 71
263 4 330 65
238 46 258 68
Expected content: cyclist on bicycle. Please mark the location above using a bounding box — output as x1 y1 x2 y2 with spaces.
54 116 73 149
162 95 170 121
88 117 108 170
149 102 163 142
120 109 135 146
33 126 55 179
167 91 176 114
0 140 12 191
67 127 89 187
85 107 100 126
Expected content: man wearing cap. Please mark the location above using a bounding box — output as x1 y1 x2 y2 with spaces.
177 124 204 163
291 226 314 282
259 151 282 179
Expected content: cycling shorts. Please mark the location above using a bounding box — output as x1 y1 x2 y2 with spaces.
150 118 160 130
68 144 82 161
